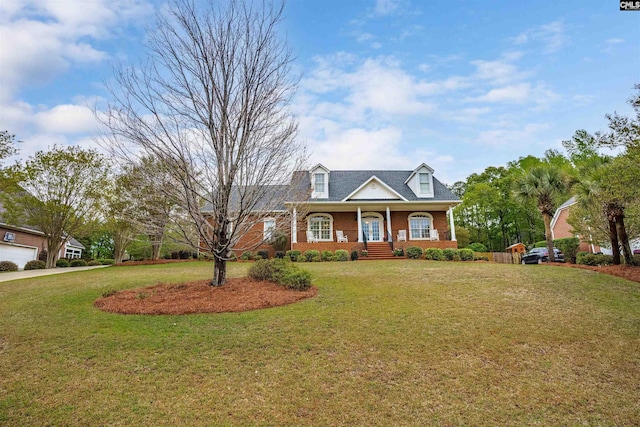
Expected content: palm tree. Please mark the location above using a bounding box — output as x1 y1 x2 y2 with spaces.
515 166 568 262
571 155 627 264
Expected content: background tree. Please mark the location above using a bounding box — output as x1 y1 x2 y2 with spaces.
3 146 110 268
515 165 568 262
101 0 306 285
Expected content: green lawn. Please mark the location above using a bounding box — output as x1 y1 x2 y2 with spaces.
1 261 639 426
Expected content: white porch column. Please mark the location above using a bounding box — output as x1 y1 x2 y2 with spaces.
357 207 363 242
448 206 457 241
386 206 392 241
291 207 297 244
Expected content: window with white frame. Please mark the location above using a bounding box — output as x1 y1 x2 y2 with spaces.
308 214 332 241
408 213 433 240
65 247 82 259
313 173 325 194
419 173 430 194
263 218 276 240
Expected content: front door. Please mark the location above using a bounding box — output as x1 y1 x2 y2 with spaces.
362 217 382 242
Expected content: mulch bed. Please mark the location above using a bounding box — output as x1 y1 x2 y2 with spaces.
94 278 317 315
548 262 640 283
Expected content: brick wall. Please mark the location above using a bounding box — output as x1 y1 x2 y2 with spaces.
553 207 601 253
0 225 45 251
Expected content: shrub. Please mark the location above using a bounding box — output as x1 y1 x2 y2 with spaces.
268 231 289 252
304 250 320 262
334 249 349 261
87 260 101 266
97 259 115 265
70 259 88 267
178 250 191 259
24 260 46 270
56 259 70 268
553 237 580 264
171 251 179 259
360 250 368 257
424 248 444 261
38 249 48 262
474 255 489 261
350 250 359 261
321 250 333 261
275 251 285 259
285 250 301 262
0 261 18 272
240 251 254 261
467 242 488 252
280 269 312 290
577 253 614 266
162 254 172 259
443 248 459 261
393 248 404 257
296 254 306 262
534 241 547 248
228 252 237 262
253 254 263 261
257 249 270 260
406 246 423 259
459 248 474 261
247 259 312 290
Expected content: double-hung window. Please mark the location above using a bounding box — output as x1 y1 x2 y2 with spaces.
409 214 431 239
314 173 325 194
263 218 276 240
309 215 331 240
419 173 430 194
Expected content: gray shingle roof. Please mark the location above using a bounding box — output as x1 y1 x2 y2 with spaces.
291 170 459 202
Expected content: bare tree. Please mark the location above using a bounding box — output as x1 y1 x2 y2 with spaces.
100 0 306 285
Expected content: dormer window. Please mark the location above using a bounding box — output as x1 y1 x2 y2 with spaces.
310 164 330 198
419 173 430 194
314 173 325 194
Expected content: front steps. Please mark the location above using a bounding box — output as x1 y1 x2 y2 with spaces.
361 242 395 260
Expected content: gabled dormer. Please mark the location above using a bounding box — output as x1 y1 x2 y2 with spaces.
405 163 435 198
310 164 330 199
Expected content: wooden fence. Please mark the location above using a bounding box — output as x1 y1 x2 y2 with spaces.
493 252 522 264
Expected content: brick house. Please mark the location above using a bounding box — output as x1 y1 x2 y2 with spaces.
550 197 601 253
231 163 462 259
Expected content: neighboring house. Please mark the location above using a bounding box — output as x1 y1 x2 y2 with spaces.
0 201 85 268
550 197 601 253
230 163 462 258
0 223 45 269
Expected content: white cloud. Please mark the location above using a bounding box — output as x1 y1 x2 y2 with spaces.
602 38 624 54
373 0 400 16
468 83 531 103
513 20 567 53
0 0 152 100
475 123 549 146
35 104 98 134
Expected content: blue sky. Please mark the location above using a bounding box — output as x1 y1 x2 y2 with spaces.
1 0 638 184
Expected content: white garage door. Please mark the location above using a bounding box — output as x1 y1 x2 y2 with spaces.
0 244 38 269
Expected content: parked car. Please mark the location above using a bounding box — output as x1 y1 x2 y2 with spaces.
633 249 640 255
521 247 565 264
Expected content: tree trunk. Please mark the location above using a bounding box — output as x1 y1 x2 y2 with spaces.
616 215 635 265
150 232 164 260
608 219 621 265
542 213 555 262
212 256 227 287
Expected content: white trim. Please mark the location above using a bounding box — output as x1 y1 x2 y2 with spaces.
404 163 435 184
341 175 407 202
307 213 334 242
550 200 576 238
357 207 362 242
291 208 297 244
449 206 456 241
408 212 435 240
361 212 385 242
263 217 276 240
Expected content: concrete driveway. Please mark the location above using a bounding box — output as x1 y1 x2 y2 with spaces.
0 265 110 283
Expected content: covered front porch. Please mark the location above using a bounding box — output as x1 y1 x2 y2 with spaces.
289 202 459 254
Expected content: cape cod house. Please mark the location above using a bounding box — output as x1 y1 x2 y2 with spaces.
233 163 462 259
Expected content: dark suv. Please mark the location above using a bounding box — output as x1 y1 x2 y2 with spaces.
521 247 565 264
